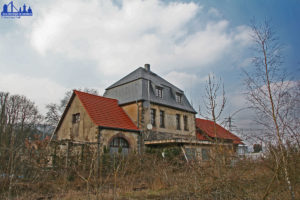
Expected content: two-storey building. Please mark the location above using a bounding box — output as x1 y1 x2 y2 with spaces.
55 64 243 159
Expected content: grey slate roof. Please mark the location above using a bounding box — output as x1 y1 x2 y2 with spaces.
103 67 197 113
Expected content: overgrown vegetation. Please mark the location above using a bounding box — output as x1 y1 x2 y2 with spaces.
0 143 299 200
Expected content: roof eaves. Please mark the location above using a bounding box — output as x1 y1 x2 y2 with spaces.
54 91 76 134
118 100 197 114
98 126 140 133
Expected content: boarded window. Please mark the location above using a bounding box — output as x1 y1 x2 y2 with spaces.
72 113 80 124
202 149 210 161
155 87 163 98
151 109 156 126
160 110 165 128
176 114 180 130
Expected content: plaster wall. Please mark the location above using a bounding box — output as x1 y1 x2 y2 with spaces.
56 96 98 142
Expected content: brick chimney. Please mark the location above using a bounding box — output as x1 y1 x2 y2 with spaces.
144 64 150 71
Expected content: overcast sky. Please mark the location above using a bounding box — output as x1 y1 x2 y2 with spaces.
1 0 299 133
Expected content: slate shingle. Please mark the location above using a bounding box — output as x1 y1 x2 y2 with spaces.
104 67 196 113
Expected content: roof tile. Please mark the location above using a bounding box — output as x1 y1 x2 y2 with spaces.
195 118 242 144
74 90 139 131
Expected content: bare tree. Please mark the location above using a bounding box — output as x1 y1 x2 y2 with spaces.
200 74 227 124
244 19 296 200
0 92 42 199
199 74 227 180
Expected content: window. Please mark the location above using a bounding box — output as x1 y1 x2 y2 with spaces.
176 114 180 130
150 109 156 126
202 149 210 161
160 110 165 128
176 93 182 103
184 115 188 131
185 148 196 160
110 137 129 155
155 87 163 98
72 113 80 124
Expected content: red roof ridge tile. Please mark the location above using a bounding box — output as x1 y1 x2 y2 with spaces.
74 90 118 102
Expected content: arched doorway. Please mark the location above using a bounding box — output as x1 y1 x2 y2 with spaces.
109 137 129 155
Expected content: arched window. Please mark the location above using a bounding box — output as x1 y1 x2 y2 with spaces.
109 137 129 155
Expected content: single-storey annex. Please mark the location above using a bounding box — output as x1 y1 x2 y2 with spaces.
55 90 141 155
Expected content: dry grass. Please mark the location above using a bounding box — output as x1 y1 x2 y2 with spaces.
0 147 299 200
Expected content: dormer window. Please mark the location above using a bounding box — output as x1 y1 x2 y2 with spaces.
72 113 80 124
176 93 182 103
155 87 163 98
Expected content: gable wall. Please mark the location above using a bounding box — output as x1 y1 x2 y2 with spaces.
56 95 98 142
121 102 143 128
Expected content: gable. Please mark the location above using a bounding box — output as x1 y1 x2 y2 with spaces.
55 90 139 140
55 94 97 141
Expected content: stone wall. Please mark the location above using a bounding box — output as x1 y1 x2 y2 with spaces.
56 95 98 142
100 129 140 152
122 102 195 138
56 95 140 153
147 103 196 136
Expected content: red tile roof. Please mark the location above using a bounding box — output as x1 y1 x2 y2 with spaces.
74 90 139 131
195 118 243 144
196 132 208 141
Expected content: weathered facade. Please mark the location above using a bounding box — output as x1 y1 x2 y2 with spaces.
55 64 243 160
55 90 140 154
56 95 98 142
104 64 197 143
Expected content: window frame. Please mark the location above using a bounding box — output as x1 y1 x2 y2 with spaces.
150 108 156 127
155 86 163 98
175 93 182 103
72 113 80 124
159 110 165 128
176 114 181 130
109 137 129 148
183 115 188 131
109 137 130 155
202 148 210 161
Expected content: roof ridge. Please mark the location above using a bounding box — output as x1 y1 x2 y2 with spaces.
105 67 145 90
74 90 118 102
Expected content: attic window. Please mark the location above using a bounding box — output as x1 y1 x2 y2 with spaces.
155 87 163 98
176 93 182 103
72 113 80 124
